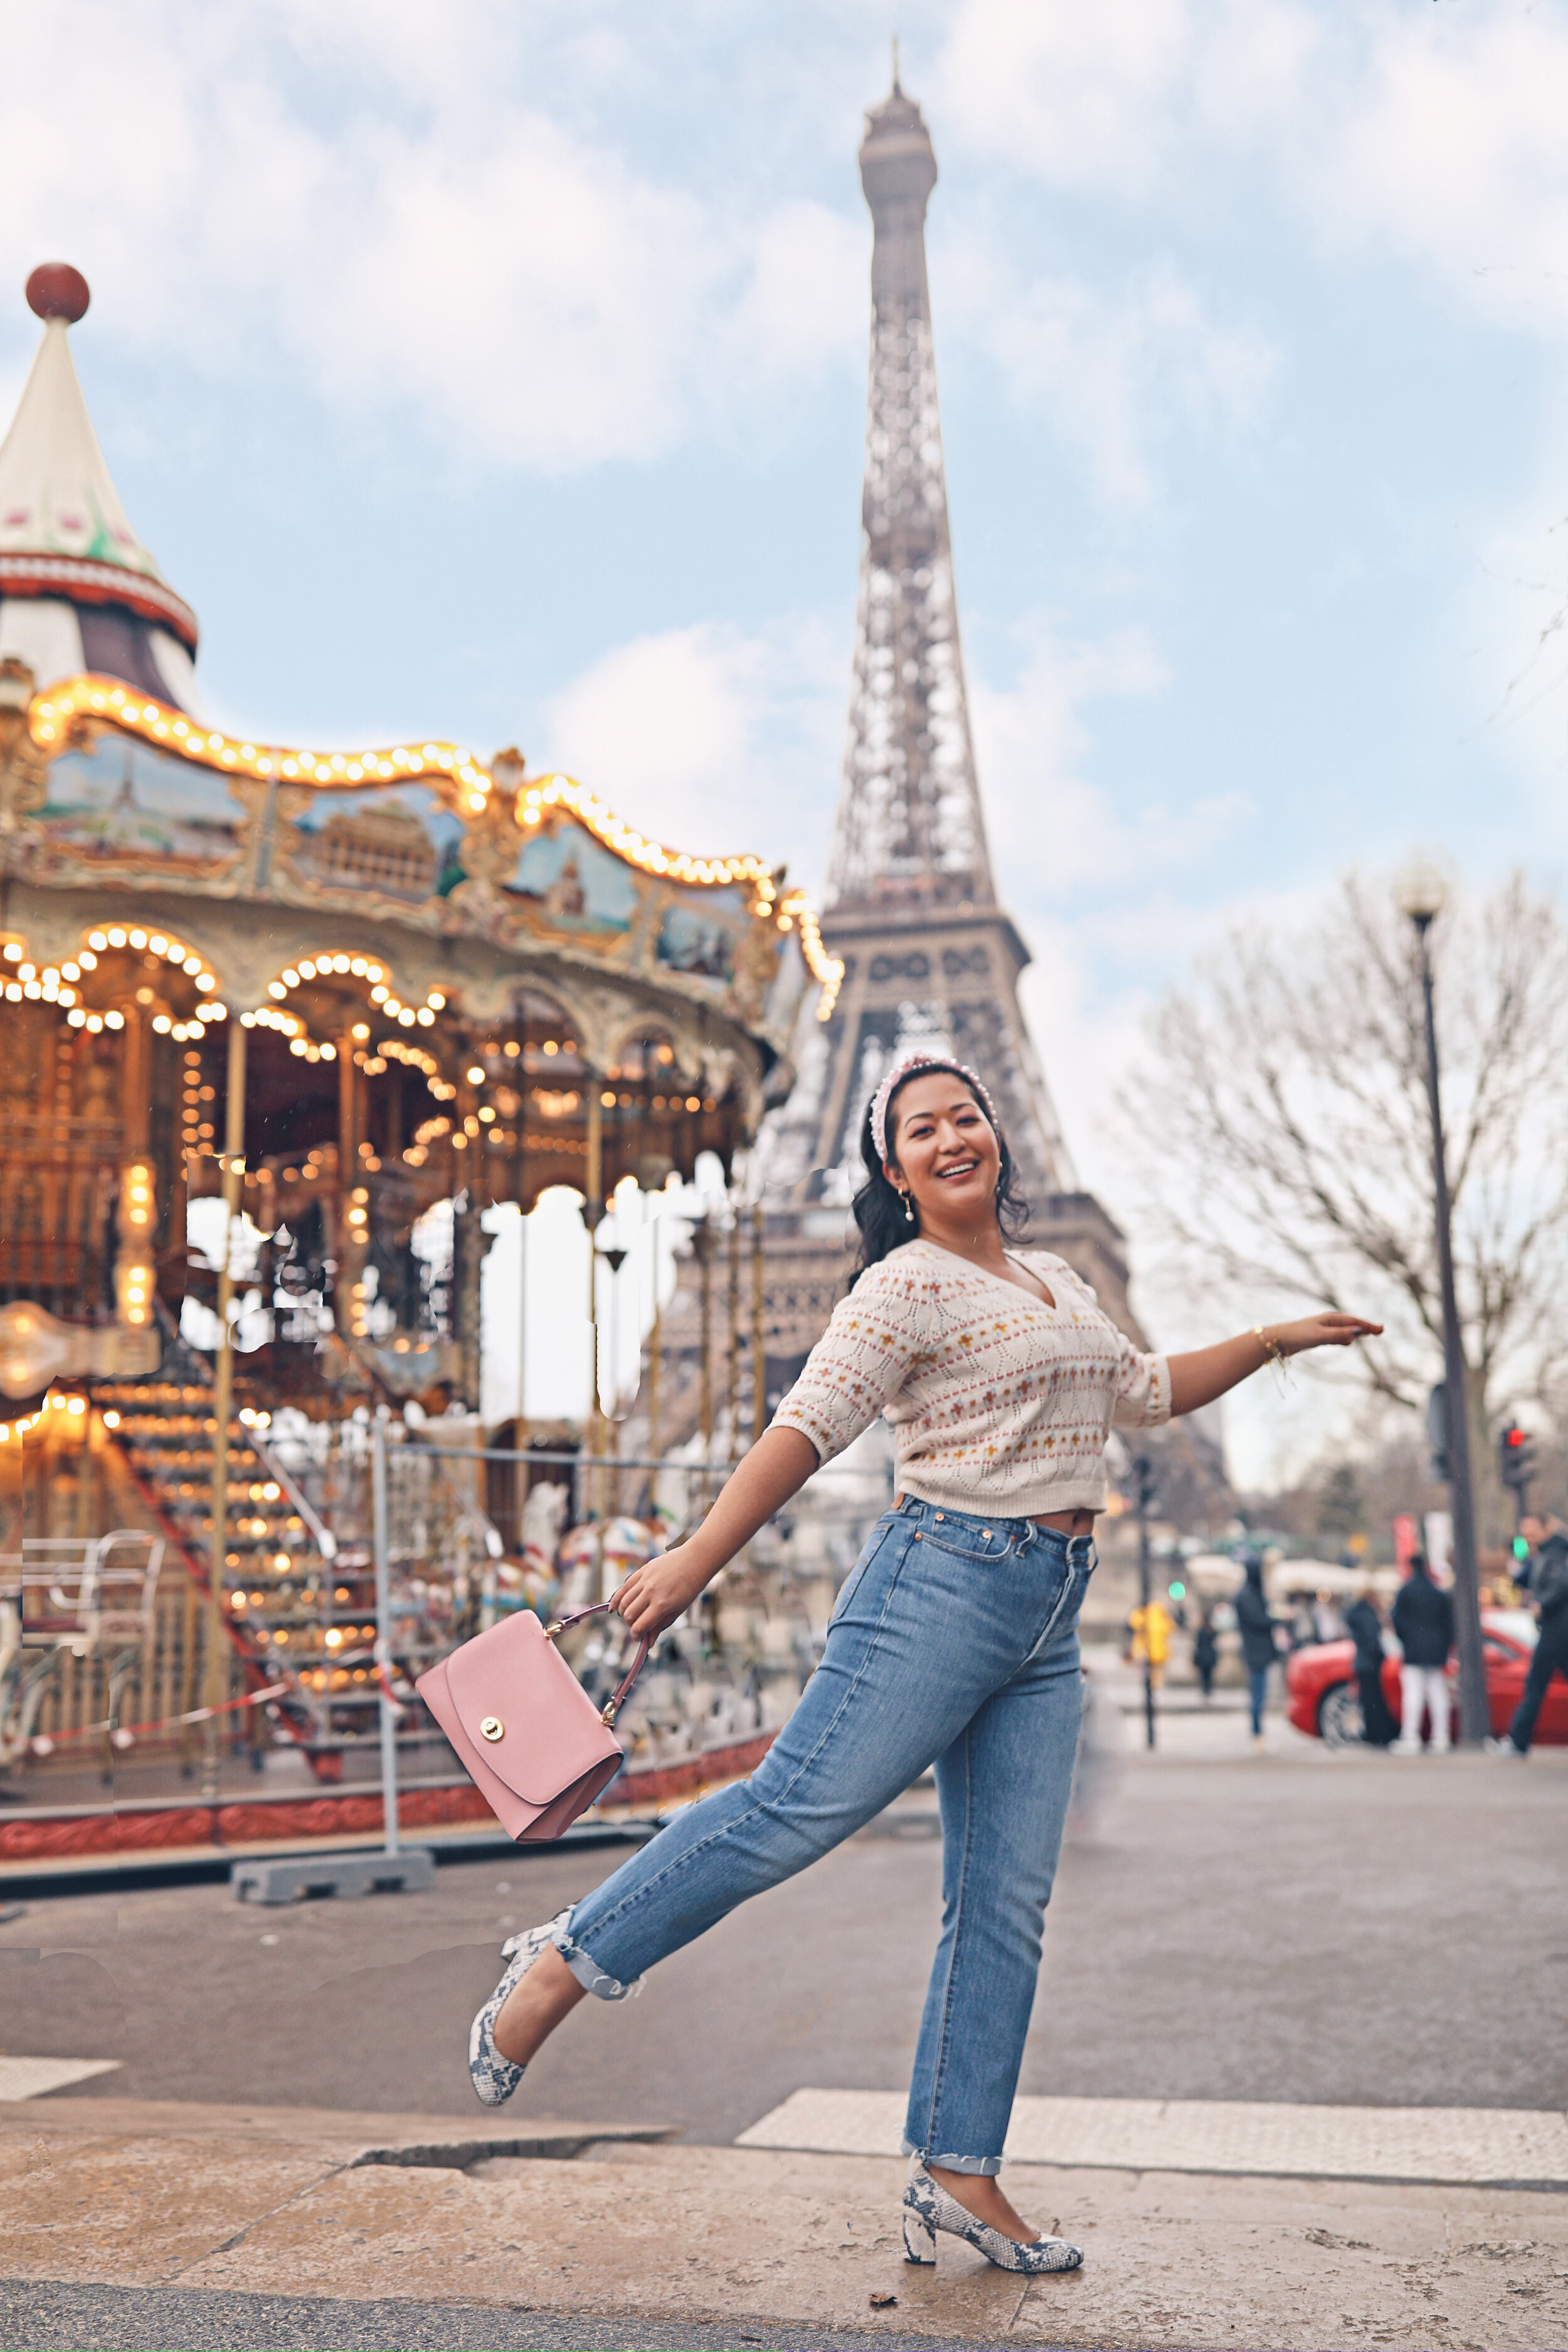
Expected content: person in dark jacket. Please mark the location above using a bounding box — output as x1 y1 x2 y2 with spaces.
1391 1553 1454 1753
1232 1555 1279 1750
1343 1587 1397 1747
1192 1609 1219 1703
1491 1516 1568 1757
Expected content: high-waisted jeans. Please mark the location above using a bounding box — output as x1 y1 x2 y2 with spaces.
554 1495 1093 2175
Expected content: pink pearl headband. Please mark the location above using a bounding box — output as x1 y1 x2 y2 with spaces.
868 1055 999 1167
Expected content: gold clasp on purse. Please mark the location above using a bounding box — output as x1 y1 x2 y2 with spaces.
479 1715 504 1742
543 1621 564 1641
600 1697 618 1726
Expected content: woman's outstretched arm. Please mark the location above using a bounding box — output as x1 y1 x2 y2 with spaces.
611 1424 822 1639
1167 1313 1382 1418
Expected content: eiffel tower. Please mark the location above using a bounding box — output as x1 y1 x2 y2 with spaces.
749 72 1144 1385
622 75 1160 1484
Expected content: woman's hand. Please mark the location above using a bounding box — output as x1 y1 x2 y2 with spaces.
1271 1312 1383 1357
610 1542 714 1641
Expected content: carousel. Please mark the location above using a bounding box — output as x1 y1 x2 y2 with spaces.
0 264 839 1862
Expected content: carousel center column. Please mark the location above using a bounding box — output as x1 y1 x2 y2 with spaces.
203 1016 246 1796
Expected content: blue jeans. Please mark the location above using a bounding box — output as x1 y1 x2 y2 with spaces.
1248 1665 1270 1735
555 1495 1093 2175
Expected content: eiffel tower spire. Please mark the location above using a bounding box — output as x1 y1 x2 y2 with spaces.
825 82 991 915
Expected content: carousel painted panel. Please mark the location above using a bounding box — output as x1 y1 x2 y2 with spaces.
277 780 469 913
650 882 781 1022
501 813 645 958
27 728 251 886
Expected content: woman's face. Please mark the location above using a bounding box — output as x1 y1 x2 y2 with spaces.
885 1071 1000 1226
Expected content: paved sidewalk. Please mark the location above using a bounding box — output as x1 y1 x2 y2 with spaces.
738 2089 1567 2188
3 2097 1562 2350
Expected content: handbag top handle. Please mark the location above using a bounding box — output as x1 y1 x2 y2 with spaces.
544 1600 653 1727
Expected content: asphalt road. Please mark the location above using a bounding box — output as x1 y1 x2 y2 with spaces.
3 1737 1560 2139
0 2282 999 2352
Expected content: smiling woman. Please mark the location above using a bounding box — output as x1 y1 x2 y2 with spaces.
466 1045 1380 2279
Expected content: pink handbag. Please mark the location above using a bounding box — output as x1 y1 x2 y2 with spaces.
415 1603 650 1844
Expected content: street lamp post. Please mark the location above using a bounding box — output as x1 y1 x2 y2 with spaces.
1396 864 1488 1746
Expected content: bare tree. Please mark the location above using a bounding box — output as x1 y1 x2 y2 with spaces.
1118 871 1566 1513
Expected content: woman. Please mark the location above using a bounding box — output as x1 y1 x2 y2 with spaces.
1234 1554 1281 1749
1192 1607 1220 1702
469 1056 1379 2274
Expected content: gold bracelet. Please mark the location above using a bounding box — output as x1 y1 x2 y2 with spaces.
1252 1324 1283 1364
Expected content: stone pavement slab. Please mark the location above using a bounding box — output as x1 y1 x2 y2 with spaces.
0 2057 121 2100
738 2089 1568 2188
3 2097 1563 2349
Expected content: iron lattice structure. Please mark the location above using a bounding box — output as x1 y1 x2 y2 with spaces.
767 78 1072 1209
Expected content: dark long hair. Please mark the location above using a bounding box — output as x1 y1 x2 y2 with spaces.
849 1061 1030 1286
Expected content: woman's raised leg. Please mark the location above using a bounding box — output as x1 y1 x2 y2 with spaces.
489 1506 1033 2070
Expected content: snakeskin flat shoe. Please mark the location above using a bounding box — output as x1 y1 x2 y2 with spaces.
901 2158 1083 2274
468 1909 569 2107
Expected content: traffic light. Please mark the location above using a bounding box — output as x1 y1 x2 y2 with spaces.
1498 1421 1536 1499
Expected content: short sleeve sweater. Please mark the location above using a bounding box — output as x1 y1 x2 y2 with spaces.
771 1238 1170 1518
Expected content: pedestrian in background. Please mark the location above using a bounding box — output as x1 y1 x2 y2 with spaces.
1490 1513 1567 1759
1343 1584 1396 1748
1234 1553 1280 1751
1313 1590 1345 1644
1391 1552 1453 1754
1192 1608 1219 1702
1128 1593 1172 1688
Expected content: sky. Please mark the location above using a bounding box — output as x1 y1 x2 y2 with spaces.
3 1 1564 1481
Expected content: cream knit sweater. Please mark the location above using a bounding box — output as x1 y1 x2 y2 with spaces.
773 1239 1170 1518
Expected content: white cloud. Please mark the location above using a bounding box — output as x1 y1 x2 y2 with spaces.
942 0 1194 200
0 3 864 473
940 0 1568 337
947 250 1278 505
540 613 847 889
968 620 1253 898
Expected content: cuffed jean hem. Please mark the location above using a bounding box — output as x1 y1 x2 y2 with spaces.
901 2134 1002 2177
553 1918 642 2002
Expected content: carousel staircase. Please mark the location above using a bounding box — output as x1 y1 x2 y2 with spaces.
92 1349 382 1779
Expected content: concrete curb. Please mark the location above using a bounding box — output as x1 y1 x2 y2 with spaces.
2 2097 1560 2351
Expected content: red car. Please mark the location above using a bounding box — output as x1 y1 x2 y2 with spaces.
1285 1611 1567 1748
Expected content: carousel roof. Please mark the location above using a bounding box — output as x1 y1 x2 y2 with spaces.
0 265 199 706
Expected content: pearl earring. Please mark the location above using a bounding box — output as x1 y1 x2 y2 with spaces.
901 1191 915 1224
